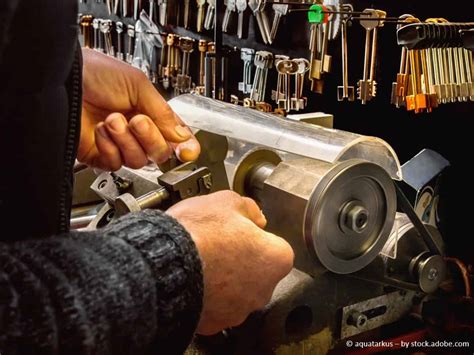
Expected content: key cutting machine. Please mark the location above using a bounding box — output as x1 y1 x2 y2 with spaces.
73 95 458 354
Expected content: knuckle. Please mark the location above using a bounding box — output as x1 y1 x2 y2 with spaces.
217 190 242 203
159 103 175 122
242 196 259 210
132 66 149 83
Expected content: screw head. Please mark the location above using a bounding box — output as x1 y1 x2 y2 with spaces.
427 268 439 281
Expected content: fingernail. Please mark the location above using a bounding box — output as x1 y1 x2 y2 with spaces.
132 117 150 135
175 125 191 139
108 116 126 133
176 147 198 162
97 125 110 139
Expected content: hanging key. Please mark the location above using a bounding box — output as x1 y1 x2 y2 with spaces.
126 25 135 64
134 0 142 20
172 35 182 88
183 0 191 29
116 21 125 61
159 32 168 80
420 49 438 111
196 0 207 32
164 34 181 90
390 15 418 107
150 45 160 84
236 0 247 39
158 0 168 25
429 47 443 103
452 48 467 102
308 23 320 92
97 19 106 53
310 24 331 93
391 45 410 107
250 51 273 102
461 49 474 101
92 18 102 52
204 0 216 30
122 0 128 16
291 58 310 111
106 0 113 14
80 15 93 48
149 0 157 24
243 98 256 108
255 102 272 113
337 18 354 101
439 45 454 102
457 48 470 102
205 42 216 98
271 55 290 103
445 48 458 102
249 0 272 45
434 18 457 102
114 0 120 15
424 18 449 103
270 3 288 42
197 40 208 88
357 9 386 104
435 48 449 103
405 49 429 113
100 20 115 57
176 37 195 94
223 0 236 33
239 48 255 95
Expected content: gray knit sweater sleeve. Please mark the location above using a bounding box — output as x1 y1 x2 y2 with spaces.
0 209 203 355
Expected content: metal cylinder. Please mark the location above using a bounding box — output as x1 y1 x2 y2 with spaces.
168 95 402 180
115 188 170 216
70 215 97 229
242 156 397 276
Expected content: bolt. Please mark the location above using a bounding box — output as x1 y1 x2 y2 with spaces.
347 311 368 329
340 201 369 233
202 174 213 189
427 268 439 281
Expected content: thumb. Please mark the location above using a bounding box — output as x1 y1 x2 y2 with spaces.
136 79 191 143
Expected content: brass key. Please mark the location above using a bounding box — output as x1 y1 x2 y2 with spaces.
198 40 208 87
391 15 418 107
80 15 93 48
196 0 207 32
357 9 386 104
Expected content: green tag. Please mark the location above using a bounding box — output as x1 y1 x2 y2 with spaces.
308 4 324 24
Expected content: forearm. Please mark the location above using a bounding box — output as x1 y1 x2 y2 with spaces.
0 210 203 355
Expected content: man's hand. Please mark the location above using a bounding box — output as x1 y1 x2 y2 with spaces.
167 191 294 335
78 48 200 171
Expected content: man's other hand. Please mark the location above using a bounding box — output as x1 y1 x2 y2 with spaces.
78 48 200 171
167 191 294 335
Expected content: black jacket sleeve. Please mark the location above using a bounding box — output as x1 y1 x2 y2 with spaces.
0 0 20 62
0 209 203 355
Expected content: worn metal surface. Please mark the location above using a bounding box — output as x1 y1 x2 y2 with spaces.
168 95 402 180
253 158 396 276
187 270 390 354
340 290 417 339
